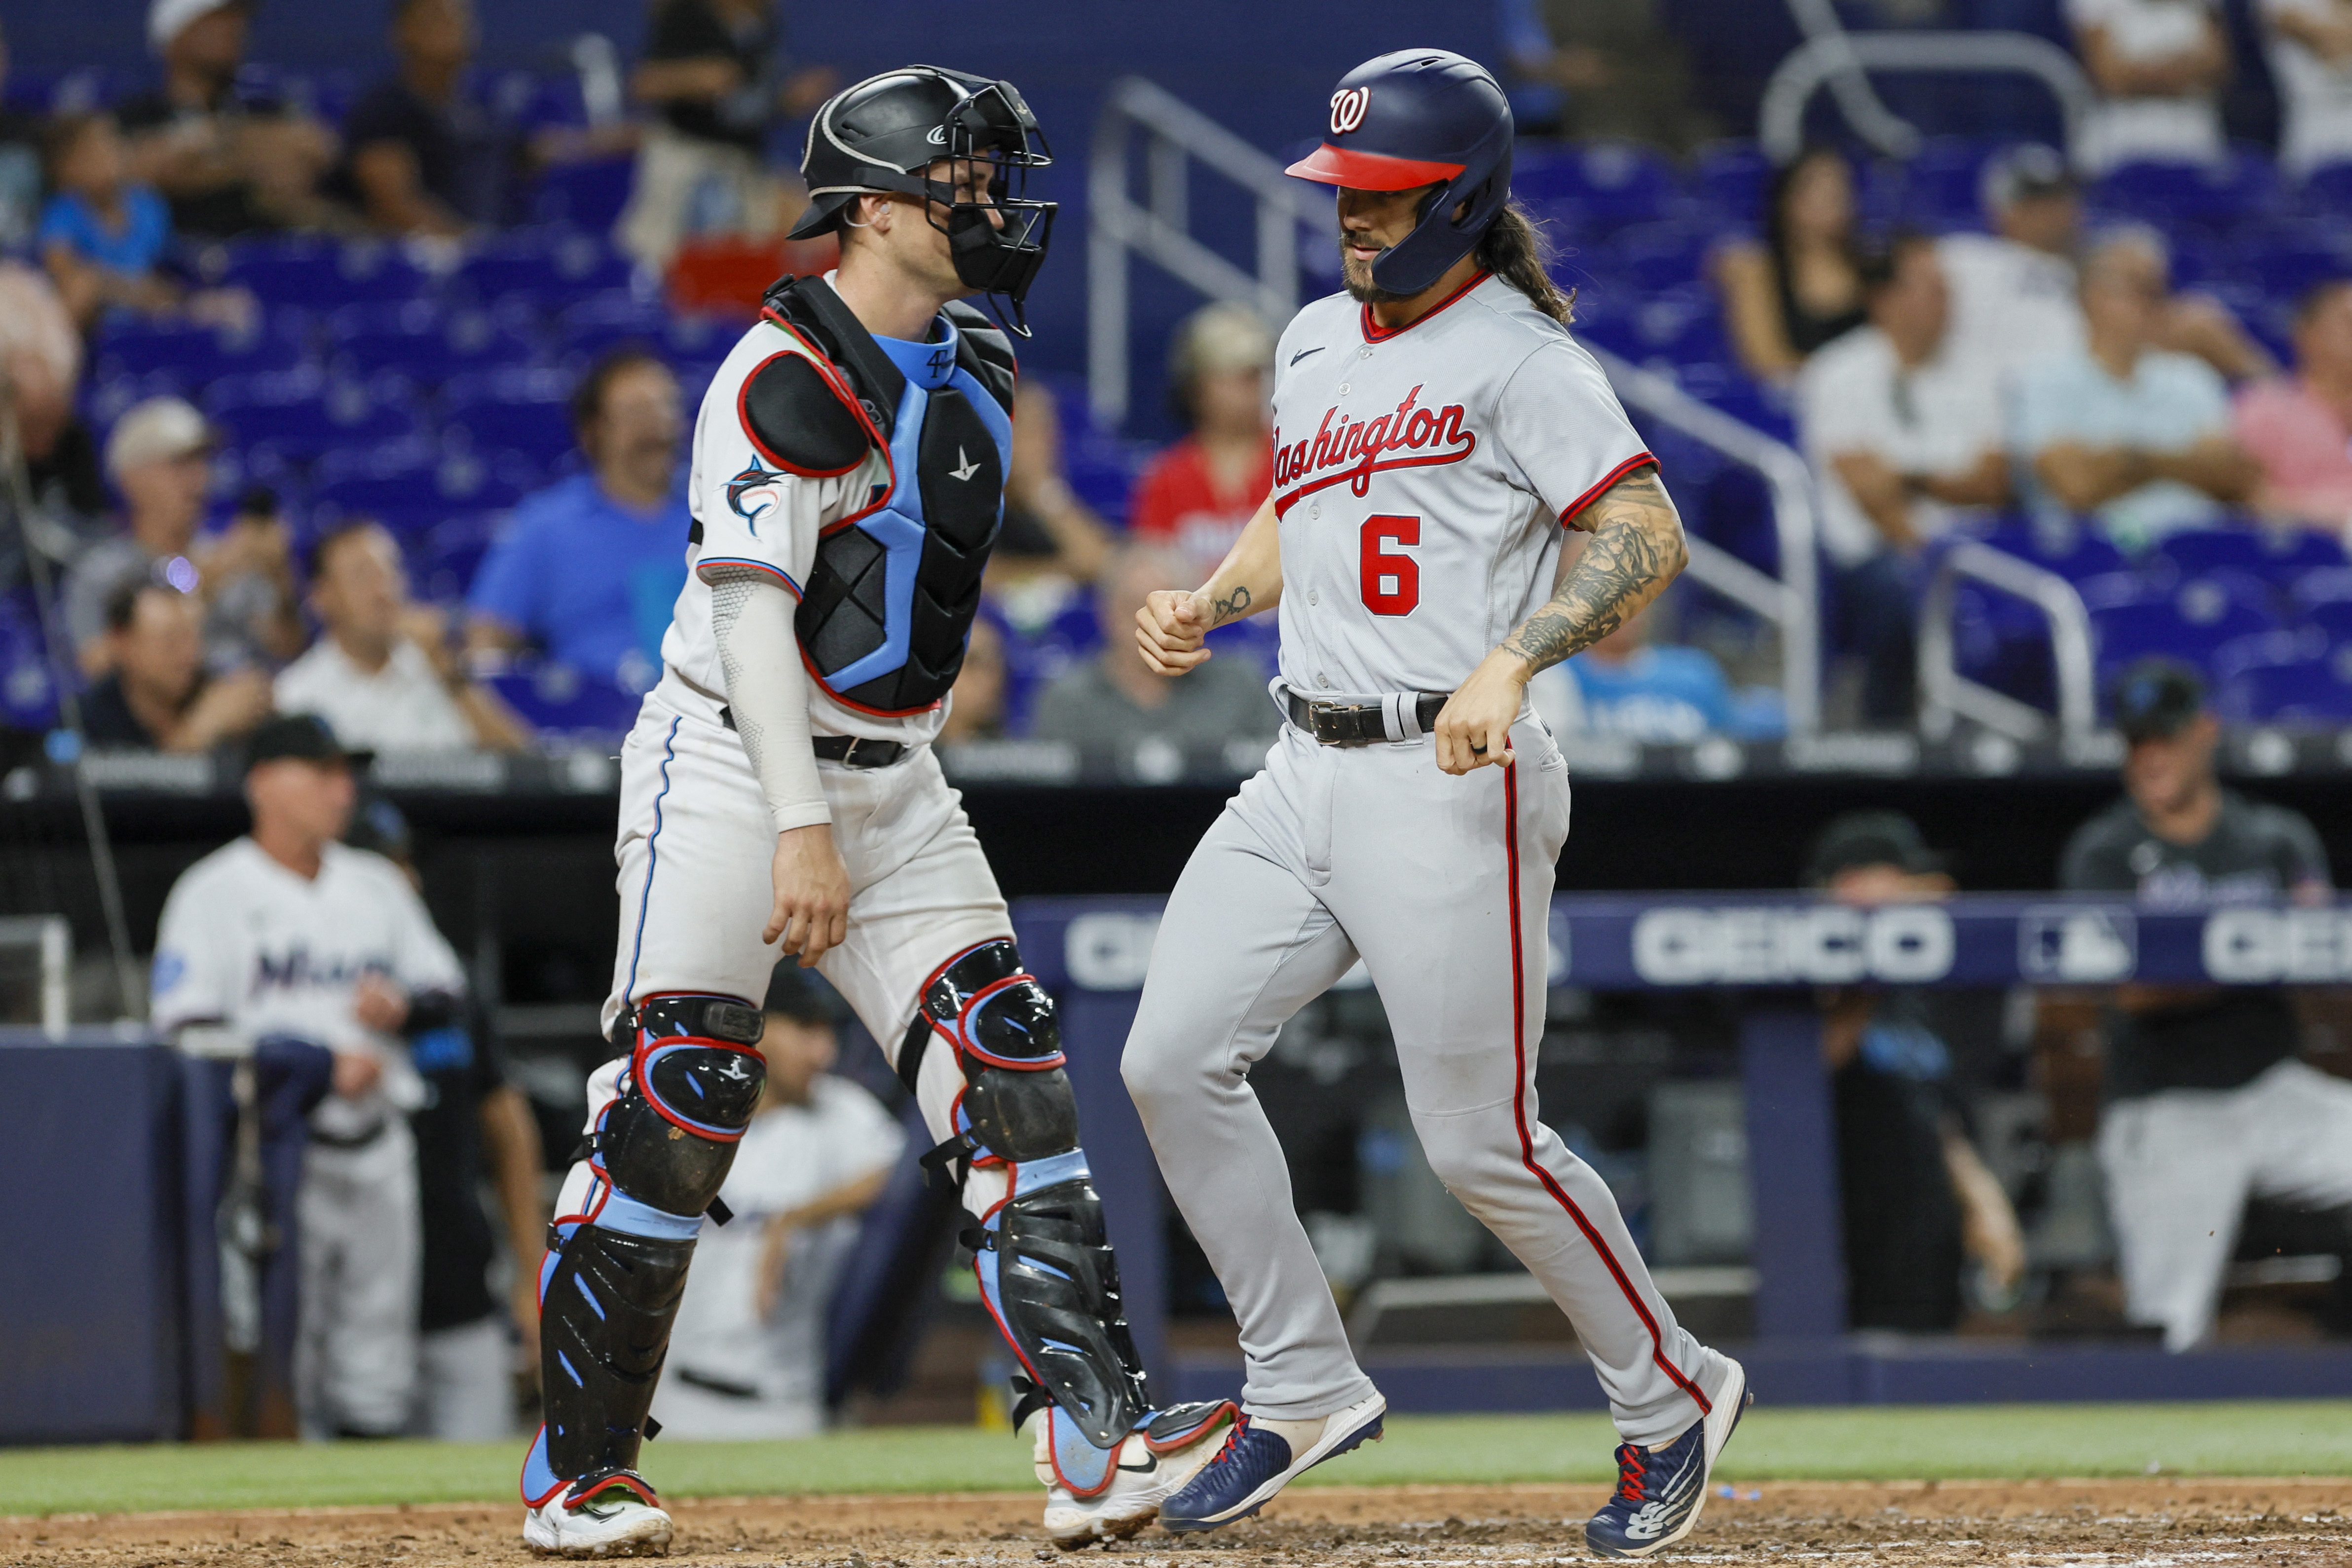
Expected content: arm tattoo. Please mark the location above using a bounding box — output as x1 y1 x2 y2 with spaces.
1209 585 1252 627
1500 469 1687 673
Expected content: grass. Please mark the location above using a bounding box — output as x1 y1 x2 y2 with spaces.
2 1403 2348 1517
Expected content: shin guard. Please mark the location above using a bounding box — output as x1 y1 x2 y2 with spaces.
523 993 765 1507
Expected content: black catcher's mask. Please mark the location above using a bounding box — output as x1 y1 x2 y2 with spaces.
789 65 1056 336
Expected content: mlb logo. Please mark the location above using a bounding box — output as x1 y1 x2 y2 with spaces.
2019 907 2137 983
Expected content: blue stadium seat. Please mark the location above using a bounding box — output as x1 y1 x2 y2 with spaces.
1897 137 2006 229
412 511 509 603
553 293 671 361
2302 598 2352 642
1975 519 2131 581
528 159 636 231
456 228 640 306
2093 151 2277 231
1598 221 1718 293
2090 578 2278 679
441 367 579 464
201 371 425 463
2211 641 2352 724
92 316 311 384
223 241 432 309
2152 525 2348 585
311 445 538 523
0 592 57 731
1691 143 1771 228
1513 143 1682 235
324 299 541 384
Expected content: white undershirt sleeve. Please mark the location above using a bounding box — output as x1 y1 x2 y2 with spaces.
709 570 831 833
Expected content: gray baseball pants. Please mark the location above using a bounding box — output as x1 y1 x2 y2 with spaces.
1122 717 1729 1447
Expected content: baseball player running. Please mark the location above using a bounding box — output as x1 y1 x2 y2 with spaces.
1124 51 1748 1559
520 66 1230 1558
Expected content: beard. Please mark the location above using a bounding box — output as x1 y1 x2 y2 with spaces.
1339 234 1412 305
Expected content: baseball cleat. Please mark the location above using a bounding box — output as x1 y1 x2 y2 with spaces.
1157 1390 1387 1533
523 1476 674 1558
1583 1356 1751 1558
1038 1402 1237 1548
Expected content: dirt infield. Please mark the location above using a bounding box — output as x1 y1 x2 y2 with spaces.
6 1480 2350 1567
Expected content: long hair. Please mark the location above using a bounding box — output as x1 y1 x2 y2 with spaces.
1765 145 1856 273
1476 200 1575 327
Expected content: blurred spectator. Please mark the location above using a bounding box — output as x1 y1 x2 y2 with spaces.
1499 0 1712 150
79 579 270 751
64 398 302 675
277 522 530 753
465 351 691 690
118 0 340 238
1030 544 1276 755
1944 147 2272 390
1550 597 1773 742
2056 660 2351 1350
340 798 546 1441
993 380 1113 589
2068 0 2232 172
0 261 106 531
1713 146 1865 387
38 112 253 333
2236 278 2352 530
616 0 834 270
331 0 514 237
1801 234 2009 721
2262 0 2352 178
936 613 1007 745
0 21 45 252
1808 813 2025 1331
2012 229 2258 552
1129 303 1275 588
149 714 470 1437
650 969 900 1438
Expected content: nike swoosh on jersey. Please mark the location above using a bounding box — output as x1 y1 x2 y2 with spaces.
1290 346 1326 366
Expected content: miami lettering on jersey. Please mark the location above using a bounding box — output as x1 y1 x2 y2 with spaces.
1271 383 1475 516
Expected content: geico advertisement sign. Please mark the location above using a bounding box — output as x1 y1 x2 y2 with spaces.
1631 905 1954 985
2203 907 2352 982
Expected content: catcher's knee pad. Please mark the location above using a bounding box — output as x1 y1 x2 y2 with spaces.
900 940 1077 1166
524 1219 695 1503
593 992 767 1219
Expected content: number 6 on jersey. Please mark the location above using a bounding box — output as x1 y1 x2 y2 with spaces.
1360 514 1420 615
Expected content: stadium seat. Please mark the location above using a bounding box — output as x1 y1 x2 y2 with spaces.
1512 142 1681 235
222 241 432 309
1599 222 1718 293
311 444 538 523
486 659 641 736
2153 525 2348 590
2212 649 2352 724
528 158 636 232
325 299 543 384
0 592 56 730
201 371 425 463
441 367 579 464
2093 151 2277 231
92 316 310 384
456 228 640 306
1974 520 2132 582
1896 137 2005 229
1691 143 1770 227
2090 579 2278 679
553 293 672 361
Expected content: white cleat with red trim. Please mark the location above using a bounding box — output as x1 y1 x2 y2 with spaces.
1033 1400 1236 1549
523 1480 674 1558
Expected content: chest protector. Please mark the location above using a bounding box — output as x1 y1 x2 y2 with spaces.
753 276 1017 716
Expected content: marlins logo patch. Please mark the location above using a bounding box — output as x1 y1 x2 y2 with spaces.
728 463 788 532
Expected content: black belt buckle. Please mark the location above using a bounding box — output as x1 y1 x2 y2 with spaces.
1308 701 1380 745
837 736 899 769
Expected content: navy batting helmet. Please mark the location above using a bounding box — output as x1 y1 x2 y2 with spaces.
1286 49 1514 297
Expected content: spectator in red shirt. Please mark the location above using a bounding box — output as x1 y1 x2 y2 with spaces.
2235 277 2352 533
1128 303 1276 586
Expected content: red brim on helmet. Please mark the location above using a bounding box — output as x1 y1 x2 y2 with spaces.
1284 142 1466 190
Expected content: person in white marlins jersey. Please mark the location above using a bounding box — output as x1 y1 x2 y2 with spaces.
1125 51 1749 1560
518 66 1230 1559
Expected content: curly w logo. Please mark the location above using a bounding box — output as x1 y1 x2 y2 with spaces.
1330 87 1371 135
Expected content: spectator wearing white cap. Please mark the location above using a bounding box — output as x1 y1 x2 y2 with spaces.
1128 303 1279 589
276 521 530 753
61 396 301 676
116 0 338 238
1941 145 2274 395
2067 0 2232 173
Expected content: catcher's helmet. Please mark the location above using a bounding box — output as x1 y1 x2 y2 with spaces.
1286 49 1513 297
789 65 1056 334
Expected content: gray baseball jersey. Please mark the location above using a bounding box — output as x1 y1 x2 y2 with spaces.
1267 273 1654 699
1123 274 1736 1448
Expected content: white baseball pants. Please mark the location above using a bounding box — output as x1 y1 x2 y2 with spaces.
564 672 1016 1225
296 1121 420 1438
2099 1057 2352 1349
1123 719 1731 1447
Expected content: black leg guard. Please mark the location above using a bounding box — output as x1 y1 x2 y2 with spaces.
905 941 1149 1451
523 994 765 1507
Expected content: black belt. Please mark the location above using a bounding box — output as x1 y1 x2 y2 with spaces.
719 705 906 769
308 1118 391 1150
1285 690 1452 746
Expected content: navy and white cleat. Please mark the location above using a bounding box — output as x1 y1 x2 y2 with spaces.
1158 1391 1386 1533
1584 1357 1750 1558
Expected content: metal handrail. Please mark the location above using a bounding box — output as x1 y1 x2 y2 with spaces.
1088 76 1329 427
1759 32 2097 166
1917 539 2098 746
1584 348 1823 736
